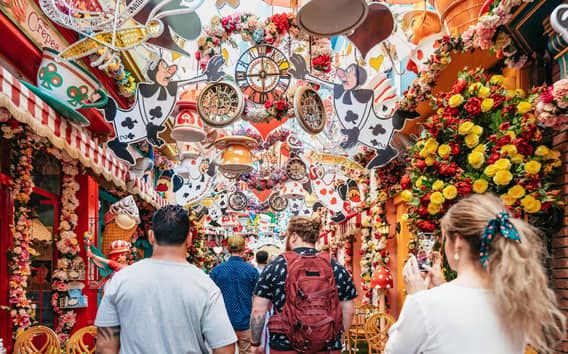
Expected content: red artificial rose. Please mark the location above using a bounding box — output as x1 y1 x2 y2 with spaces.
417 220 436 232
499 122 510 131
417 206 429 217
464 97 481 115
195 51 201 60
540 87 553 104
420 193 431 206
264 100 273 109
502 104 516 116
449 142 460 156
491 93 506 108
515 139 534 156
456 179 472 196
415 159 426 169
487 152 500 165
452 79 467 93
274 100 287 111
401 175 411 189
496 135 512 147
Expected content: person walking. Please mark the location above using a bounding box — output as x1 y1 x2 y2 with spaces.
95 205 236 354
250 215 356 354
255 250 269 274
386 193 566 354
211 235 260 354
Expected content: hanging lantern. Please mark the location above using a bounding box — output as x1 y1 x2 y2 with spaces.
171 89 206 143
215 136 258 174
281 181 306 199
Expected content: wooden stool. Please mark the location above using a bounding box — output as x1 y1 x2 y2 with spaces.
66 325 97 354
13 325 60 354
363 313 396 354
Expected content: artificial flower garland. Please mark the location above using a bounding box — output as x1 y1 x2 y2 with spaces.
240 167 288 192
401 67 564 240
6 127 37 336
399 0 532 111
51 160 80 343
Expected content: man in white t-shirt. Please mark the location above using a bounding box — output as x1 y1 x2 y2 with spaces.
95 205 237 354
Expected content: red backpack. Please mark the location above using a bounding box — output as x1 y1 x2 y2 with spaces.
268 251 343 353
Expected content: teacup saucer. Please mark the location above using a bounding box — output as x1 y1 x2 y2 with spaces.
21 80 91 126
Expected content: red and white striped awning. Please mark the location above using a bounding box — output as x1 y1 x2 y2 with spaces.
0 66 166 207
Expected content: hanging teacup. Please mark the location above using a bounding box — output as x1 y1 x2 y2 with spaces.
215 136 258 174
171 89 206 142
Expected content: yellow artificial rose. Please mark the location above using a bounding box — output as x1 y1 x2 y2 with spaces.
432 180 445 191
449 94 465 108
484 164 498 177
500 144 517 155
490 75 505 84
400 190 413 202
534 145 550 157
438 144 451 158
468 151 485 169
468 83 482 94
443 185 458 200
473 144 486 153
501 194 517 206
521 195 542 213
427 203 441 215
425 156 435 166
493 170 513 186
511 153 524 164
515 89 526 98
505 131 517 140
524 160 542 174
430 191 445 205
473 179 489 193
481 98 494 112
458 121 474 135
507 185 526 199
415 176 425 187
494 158 512 171
465 134 480 148
424 138 439 154
478 86 491 98
472 125 484 136
419 148 428 158
517 101 532 114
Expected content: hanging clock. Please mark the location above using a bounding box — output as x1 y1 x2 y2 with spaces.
197 81 244 127
235 44 291 104
228 191 248 211
285 157 307 181
294 86 327 134
269 193 288 212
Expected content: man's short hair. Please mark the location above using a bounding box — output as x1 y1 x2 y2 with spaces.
255 250 269 265
152 205 189 246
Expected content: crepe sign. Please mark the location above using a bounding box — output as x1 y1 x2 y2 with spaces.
102 56 225 164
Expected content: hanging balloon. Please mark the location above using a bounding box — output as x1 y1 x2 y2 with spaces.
297 0 369 36
347 3 394 59
215 136 258 174
171 90 206 143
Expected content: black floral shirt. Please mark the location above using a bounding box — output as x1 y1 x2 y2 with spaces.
254 248 357 350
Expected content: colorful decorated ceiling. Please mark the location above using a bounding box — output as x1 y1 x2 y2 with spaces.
26 0 462 235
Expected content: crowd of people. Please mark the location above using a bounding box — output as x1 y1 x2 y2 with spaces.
94 193 566 354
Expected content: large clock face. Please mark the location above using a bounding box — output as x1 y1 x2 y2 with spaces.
235 44 291 104
197 81 244 127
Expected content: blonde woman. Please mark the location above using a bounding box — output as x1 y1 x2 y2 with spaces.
386 193 565 354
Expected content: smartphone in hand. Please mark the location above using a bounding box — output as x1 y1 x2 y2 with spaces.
417 233 435 272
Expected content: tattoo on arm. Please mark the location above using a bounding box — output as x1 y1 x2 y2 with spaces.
250 314 265 345
96 326 121 354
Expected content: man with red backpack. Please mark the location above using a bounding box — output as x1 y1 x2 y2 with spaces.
250 215 356 354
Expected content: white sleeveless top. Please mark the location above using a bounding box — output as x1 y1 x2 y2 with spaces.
385 283 525 354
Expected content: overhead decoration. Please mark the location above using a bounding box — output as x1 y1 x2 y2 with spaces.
172 154 216 206
102 56 226 164
293 86 327 134
290 54 418 168
40 0 205 62
228 191 248 211
102 196 140 257
269 193 288 212
197 80 245 127
296 0 368 37
171 91 206 142
401 68 564 238
20 48 108 126
215 136 258 174
281 180 306 199
285 157 307 181
346 2 394 59
401 3 442 45
240 167 288 191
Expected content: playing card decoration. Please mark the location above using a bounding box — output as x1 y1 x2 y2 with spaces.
101 56 225 164
172 157 216 206
268 193 288 212
294 86 327 135
228 191 248 211
285 157 307 181
289 54 419 168
197 81 244 127
307 163 355 223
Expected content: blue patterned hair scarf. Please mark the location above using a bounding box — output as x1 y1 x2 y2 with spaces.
480 212 521 268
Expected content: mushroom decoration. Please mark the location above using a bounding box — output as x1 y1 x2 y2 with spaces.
370 265 394 314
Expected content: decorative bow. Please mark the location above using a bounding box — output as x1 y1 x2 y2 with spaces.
480 212 521 268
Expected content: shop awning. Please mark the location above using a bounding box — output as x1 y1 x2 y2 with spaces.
0 66 166 208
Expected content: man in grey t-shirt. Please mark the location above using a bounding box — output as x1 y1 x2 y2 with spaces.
95 205 236 354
